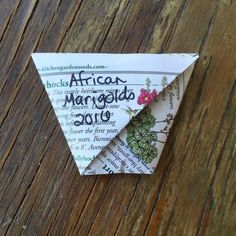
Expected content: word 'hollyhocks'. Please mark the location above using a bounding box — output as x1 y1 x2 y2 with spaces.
126 106 158 164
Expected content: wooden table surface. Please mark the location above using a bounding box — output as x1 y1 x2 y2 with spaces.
0 0 235 235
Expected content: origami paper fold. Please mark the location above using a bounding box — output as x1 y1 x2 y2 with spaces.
32 53 199 175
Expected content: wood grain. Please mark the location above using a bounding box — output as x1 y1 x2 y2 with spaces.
0 0 235 235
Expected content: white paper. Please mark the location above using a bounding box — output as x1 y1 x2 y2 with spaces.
32 53 198 175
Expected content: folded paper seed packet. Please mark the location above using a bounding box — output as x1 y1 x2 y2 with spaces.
32 53 199 175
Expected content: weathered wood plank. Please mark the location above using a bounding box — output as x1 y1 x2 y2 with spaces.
0 0 235 235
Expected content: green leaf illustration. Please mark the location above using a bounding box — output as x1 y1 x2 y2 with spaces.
126 106 158 164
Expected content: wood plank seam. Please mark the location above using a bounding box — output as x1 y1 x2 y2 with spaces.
0 0 40 94
11 127 67 234
45 163 78 236
138 1 167 53
196 109 235 235
61 177 96 235
142 155 174 235
113 177 142 236
0 78 47 173
161 0 190 51
97 7 120 52
1 124 58 234
57 0 85 51
0 0 22 50
28 152 73 236
67 177 99 235
121 7 144 52
73 177 114 235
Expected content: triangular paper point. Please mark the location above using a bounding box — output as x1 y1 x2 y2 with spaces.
32 53 198 174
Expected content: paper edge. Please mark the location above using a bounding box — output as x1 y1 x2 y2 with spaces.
31 53 199 175
81 54 199 174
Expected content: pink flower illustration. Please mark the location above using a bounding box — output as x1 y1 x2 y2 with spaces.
137 88 158 105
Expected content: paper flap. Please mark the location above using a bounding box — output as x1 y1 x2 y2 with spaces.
82 63 196 175
32 53 198 174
